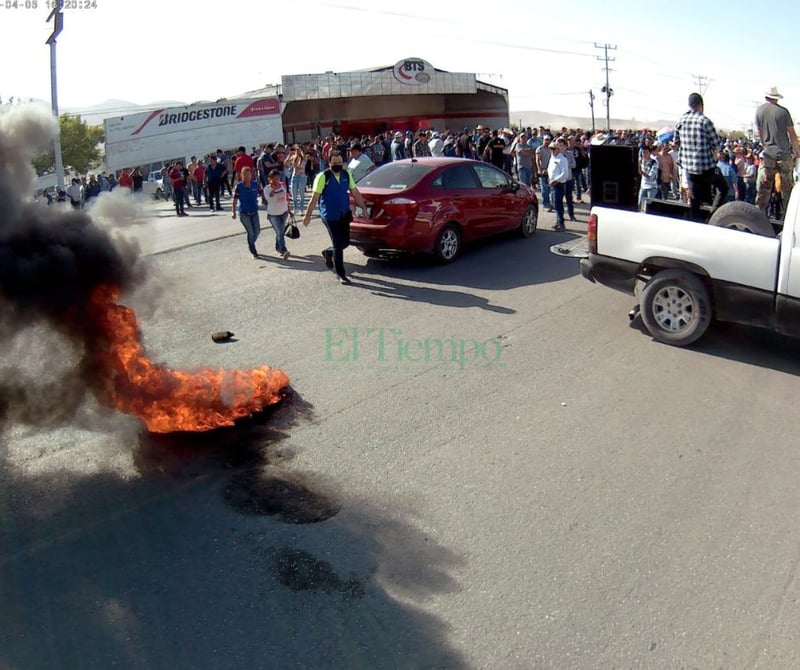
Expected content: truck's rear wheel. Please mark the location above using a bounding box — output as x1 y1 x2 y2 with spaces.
708 201 774 237
640 269 712 346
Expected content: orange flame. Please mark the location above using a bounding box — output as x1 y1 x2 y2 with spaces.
84 285 290 433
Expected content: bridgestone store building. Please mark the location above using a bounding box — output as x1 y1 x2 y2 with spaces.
279 58 509 143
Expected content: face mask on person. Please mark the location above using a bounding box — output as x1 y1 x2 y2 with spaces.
331 164 343 173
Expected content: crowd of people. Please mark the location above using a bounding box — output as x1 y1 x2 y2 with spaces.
41 88 798 272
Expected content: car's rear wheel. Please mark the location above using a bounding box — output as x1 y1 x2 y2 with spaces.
520 206 538 237
639 269 712 346
434 224 461 263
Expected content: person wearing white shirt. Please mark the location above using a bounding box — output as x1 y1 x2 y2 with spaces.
66 178 83 209
346 143 374 182
547 139 570 231
428 131 444 157
265 169 291 259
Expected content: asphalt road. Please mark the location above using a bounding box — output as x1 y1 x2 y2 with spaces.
2 195 799 669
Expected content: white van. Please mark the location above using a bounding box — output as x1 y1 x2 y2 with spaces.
143 169 166 199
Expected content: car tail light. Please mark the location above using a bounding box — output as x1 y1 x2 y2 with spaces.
587 213 598 254
384 197 419 217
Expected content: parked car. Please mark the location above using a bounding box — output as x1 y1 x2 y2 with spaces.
349 157 538 262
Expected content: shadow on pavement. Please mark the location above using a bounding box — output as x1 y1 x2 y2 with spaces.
349 274 516 314
0 393 468 669
354 228 582 292
628 316 800 376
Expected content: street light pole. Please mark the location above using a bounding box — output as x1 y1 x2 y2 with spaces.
46 2 65 192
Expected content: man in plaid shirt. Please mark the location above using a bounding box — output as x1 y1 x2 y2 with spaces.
674 92 725 220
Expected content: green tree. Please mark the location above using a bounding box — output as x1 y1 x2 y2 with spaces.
32 113 105 175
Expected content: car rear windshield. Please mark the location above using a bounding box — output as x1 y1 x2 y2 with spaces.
358 163 434 190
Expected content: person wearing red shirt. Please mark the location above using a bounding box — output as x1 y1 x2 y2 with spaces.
233 145 255 180
192 161 207 205
117 168 133 191
168 161 188 216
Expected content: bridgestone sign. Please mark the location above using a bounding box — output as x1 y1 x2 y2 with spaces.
156 106 238 126
104 97 282 170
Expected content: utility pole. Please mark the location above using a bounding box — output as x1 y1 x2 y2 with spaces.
595 43 616 131
46 1 65 192
692 74 709 96
589 89 596 133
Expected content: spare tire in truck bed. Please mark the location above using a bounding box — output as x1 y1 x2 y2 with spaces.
707 201 775 237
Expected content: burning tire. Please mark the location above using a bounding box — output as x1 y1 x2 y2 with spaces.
433 224 461 263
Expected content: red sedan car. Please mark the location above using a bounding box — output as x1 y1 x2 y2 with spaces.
349 157 538 262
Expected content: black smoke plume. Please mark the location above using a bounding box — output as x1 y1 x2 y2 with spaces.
0 105 147 427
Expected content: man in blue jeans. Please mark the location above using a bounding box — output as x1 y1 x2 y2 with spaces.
232 166 266 258
301 151 368 285
535 135 553 211
547 139 569 231
168 161 187 217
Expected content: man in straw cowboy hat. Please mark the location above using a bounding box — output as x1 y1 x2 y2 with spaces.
755 85 800 218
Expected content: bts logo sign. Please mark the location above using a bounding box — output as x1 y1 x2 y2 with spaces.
392 58 434 85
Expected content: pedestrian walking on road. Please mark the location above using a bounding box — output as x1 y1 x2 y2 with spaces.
168 161 188 217
265 169 291 259
301 151 368 285
205 156 226 211
232 166 266 259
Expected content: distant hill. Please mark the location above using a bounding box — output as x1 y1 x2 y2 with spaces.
63 99 187 126
509 109 675 133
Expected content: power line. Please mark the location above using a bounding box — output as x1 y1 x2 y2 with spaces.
326 2 598 48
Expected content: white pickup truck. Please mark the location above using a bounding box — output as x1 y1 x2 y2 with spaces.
580 187 800 346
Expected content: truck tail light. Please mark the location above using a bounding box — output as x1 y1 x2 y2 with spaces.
587 213 598 254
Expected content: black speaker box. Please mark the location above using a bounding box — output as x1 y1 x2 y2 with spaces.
590 145 639 210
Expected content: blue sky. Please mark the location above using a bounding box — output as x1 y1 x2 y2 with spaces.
2 0 798 130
